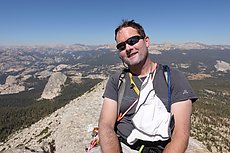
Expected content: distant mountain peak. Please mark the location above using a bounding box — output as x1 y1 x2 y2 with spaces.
149 42 230 52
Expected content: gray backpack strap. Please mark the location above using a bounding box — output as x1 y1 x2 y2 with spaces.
117 69 128 116
163 65 171 112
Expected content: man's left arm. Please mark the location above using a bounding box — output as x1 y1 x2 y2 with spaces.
163 99 192 153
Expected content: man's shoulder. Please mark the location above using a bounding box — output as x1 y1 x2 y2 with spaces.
110 69 129 79
156 64 183 75
107 69 129 87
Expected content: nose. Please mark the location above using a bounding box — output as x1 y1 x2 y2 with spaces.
125 44 133 56
125 43 133 52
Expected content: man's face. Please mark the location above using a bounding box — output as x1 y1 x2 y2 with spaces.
116 27 150 66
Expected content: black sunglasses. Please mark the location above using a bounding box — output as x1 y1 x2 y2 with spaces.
116 35 145 51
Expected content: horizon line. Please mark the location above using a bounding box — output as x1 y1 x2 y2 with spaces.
0 41 230 47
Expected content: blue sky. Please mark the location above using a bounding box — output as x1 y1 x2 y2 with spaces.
0 0 229 45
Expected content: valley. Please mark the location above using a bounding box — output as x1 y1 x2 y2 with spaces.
0 43 229 152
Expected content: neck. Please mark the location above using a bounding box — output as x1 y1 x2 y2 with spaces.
129 58 155 77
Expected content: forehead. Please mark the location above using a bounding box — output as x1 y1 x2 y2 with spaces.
116 27 139 41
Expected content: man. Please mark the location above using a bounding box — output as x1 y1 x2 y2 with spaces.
97 20 197 153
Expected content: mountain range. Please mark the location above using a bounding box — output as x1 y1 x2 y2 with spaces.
0 42 229 153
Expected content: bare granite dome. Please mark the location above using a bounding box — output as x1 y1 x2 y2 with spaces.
0 75 26 95
41 72 67 100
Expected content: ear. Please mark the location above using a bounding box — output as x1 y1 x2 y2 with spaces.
144 36 150 48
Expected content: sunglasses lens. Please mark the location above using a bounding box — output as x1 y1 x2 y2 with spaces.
116 42 126 51
126 36 139 46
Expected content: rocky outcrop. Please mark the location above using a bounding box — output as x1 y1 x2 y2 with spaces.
0 75 26 95
0 80 210 153
40 72 67 100
214 60 230 72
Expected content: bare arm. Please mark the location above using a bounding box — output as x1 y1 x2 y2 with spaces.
98 98 121 153
163 99 192 153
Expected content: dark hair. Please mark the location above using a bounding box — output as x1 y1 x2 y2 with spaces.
115 19 146 41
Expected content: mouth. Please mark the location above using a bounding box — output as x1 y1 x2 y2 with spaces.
127 52 138 58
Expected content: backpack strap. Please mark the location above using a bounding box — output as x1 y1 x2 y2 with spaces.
117 69 128 116
128 72 140 96
163 65 171 112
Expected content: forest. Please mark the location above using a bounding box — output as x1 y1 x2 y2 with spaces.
0 70 229 152
0 78 102 142
190 77 230 153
